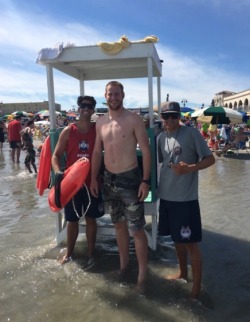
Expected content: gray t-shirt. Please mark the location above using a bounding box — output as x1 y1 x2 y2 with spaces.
158 125 212 202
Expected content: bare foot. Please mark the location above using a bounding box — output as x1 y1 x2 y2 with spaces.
117 266 129 283
134 281 146 296
190 285 201 299
165 272 187 281
58 255 73 265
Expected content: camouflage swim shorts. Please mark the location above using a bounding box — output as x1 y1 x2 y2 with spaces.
103 167 146 231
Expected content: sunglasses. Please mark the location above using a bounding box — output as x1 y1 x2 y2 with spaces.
161 113 180 120
80 103 94 110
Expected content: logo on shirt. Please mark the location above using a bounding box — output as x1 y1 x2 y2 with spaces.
79 140 89 151
180 226 191 239
77 140 90 159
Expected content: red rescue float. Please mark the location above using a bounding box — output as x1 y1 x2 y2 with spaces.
36 136 52 196
48 158 90 212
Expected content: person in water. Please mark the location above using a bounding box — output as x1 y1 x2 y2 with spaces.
158 101 215 298
21 132 37 174
90 81 151 292
51 95 104 268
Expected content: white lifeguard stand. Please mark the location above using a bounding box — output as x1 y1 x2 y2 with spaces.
37 41 162 250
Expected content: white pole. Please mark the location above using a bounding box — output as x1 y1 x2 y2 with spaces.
147 57 153 128
79 71 85 96
46 65 56 129
157 76 161 118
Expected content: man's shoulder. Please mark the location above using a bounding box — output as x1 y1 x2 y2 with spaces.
125 110 143 124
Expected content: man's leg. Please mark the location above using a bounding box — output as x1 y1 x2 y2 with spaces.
133 228 148 285
60 221 78 264
114 221 130 272
166 243 188 280
31 161 37 173
186 243 202 298
11 148 15 162
25 162 32 173
16 147 21 163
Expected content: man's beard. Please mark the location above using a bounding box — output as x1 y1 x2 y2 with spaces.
108 102 123 111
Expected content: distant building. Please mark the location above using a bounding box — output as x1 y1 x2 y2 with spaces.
214 89 250 112
0 101 61 116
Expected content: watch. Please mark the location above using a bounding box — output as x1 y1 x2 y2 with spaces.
141 179 150 185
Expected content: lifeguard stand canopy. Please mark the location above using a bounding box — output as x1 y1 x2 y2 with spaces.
37 42 162 127
37 41 163 250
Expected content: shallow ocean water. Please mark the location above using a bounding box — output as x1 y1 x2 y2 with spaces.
0 143 250 322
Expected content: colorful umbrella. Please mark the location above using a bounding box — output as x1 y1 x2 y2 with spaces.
180 107 195 113
203 106 243 125
191 107 209 118
37 110 61 117
183 111 192 117
193 106 242 124
11 111 29 117
4 114 14 121
34 120 51 126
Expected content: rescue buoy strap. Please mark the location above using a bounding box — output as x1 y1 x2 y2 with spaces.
54 171 64 208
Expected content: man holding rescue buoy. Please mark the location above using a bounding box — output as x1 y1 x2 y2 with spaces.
51 95 104 267
90 81 151 293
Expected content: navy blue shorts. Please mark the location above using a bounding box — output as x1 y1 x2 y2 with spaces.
159 199 202 243
10 141 21 149
64 187 104 222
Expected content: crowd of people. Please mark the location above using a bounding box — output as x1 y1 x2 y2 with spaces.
1 84 249 299
0 113 77 171
176 116 250 154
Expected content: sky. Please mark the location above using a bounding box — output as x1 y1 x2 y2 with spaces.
1 0 250 111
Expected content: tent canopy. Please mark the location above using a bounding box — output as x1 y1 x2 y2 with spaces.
37 43 162 81
37 42 162 128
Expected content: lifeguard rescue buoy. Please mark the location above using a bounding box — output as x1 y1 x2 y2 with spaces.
48 158 90 212
36 136 52 196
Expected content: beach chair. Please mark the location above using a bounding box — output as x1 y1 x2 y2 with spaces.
227 141 249 156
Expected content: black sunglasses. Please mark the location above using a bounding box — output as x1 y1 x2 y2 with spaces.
161 113 180 120
80 103 94 110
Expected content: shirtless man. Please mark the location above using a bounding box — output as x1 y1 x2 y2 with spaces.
90 81 151 290
217 126 248 155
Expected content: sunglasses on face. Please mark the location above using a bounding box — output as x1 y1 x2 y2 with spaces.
80 103 94 110
161 113 180 120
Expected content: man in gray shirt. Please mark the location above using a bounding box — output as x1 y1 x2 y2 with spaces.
158 101 215 298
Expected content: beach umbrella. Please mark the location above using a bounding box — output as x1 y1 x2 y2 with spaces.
237 111 248 123
195 106 243 125
203 106 243 125
183 111 192 117
191 107 209 118
180 107 195 113
38 110 61 117
60 111 67 117
34 120 51 126
4 114 14 121
11 111 29 117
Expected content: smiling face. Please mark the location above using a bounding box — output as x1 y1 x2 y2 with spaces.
78 99 95 120
105 83 125 111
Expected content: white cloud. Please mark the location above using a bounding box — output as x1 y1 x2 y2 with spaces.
1 0 250 110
